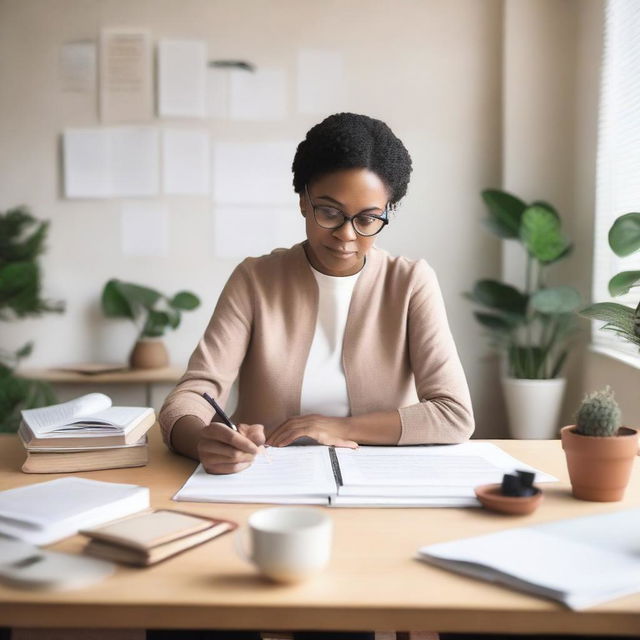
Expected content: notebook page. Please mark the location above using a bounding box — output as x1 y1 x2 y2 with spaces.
335 443 557 497
173 446 336 502
21 393 111 434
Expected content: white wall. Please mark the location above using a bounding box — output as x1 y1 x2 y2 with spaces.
2 0 570 436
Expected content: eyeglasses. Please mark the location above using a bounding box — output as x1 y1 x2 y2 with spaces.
304 185 389 237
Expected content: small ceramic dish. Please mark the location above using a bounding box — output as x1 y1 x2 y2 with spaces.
474 483 543 515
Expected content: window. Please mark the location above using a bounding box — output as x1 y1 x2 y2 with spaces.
592 0 640 367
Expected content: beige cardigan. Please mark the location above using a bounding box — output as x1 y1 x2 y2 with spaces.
159 242 474 446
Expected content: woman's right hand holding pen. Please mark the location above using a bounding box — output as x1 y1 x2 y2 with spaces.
198 421 266 474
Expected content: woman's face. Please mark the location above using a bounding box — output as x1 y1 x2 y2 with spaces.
300 168 390 277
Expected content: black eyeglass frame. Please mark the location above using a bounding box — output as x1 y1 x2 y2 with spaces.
304 185 390 237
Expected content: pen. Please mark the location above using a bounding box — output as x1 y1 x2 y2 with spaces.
202 393 238 431
202 392 271 462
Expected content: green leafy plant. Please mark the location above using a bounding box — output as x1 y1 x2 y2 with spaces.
575 386 621 437
0 206 64 432
466 190 581 379
101 279 200 339
580 212 640 350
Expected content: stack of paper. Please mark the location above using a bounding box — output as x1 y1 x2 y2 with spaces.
19 393 155 473
0 477 150 545
418 508 640 609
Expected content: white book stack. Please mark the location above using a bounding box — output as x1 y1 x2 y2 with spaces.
18 393 156 473
0 477 150 545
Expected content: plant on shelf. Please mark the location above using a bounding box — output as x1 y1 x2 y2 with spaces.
561 386 638 502
466 189 581 438
101 279 200 369
580 212 640 351
0 206 65 432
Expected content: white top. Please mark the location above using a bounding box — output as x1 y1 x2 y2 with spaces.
299 265 361 417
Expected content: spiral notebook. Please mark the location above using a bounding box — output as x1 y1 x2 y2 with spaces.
173 443 557 507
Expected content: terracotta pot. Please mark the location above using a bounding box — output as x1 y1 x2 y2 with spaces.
560 425 639 501
128 339 169 369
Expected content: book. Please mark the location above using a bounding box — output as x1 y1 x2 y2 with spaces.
81 509 237 566
418 507 640 610
21 436 149 473
0 477 150 545
19 393 156 448
173 442 557 507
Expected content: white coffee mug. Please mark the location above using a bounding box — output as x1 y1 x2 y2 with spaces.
236 507 332 583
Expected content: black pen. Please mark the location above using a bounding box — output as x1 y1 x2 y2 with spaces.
202 393 238 431
202 392 271 462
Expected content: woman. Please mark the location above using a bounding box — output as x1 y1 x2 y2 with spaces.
155 113 474 640
159 112 474 473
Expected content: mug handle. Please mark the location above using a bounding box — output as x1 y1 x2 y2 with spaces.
234 528 251 563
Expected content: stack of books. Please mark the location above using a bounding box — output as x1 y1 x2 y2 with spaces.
19 393 156 473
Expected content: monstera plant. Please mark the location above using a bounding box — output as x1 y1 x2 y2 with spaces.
466 189 581 438
580 212 640 351
0 206 64 432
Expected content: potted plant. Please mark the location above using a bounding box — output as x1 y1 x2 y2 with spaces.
0 206 64 432
561 387 637 501
580 211 640 351
466 189 581 439
101 279 200 369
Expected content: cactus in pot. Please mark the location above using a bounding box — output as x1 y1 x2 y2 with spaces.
561 386 638 501
574 386 621 437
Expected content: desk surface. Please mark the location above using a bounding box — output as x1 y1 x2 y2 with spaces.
0 430 639 635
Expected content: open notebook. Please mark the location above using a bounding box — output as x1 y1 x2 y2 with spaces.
418 508 640 610
173 442 557 507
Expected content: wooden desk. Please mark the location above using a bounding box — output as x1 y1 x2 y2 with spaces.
0 431 639 636
18 367 184 407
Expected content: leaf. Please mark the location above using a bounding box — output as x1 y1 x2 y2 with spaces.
15 342 33 359
170 291 200 310
473 312 517 332
580 302 638 345
481 189 526 238
530 200 559 219
468 279 528 315
101 279 135 319
508 345 545 379
520 206 570 263
141 310 169 338
609 212 640 257
113 281 161 309
530 286 582 314
608 271 640 297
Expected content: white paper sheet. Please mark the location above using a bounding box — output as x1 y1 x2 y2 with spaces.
206 67 230 118
213 205 303 258
99 28 152 122
59 41 96 93
229 67 287 120
419 508 640 610
162 129 210 195
158 39 207 118
335 443 557 497
63 127 159 198
173 447 336 503
212 141 297 205
297 49 347 115
121 202 169 257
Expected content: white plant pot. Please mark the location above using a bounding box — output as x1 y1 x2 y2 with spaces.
502 377 567 440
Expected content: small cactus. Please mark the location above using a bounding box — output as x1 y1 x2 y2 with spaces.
575 386 621 437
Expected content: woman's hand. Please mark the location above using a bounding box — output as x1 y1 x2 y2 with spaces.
197 421 265 474
265 414 358 449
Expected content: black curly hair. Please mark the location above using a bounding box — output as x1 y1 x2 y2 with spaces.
292 113 412 209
